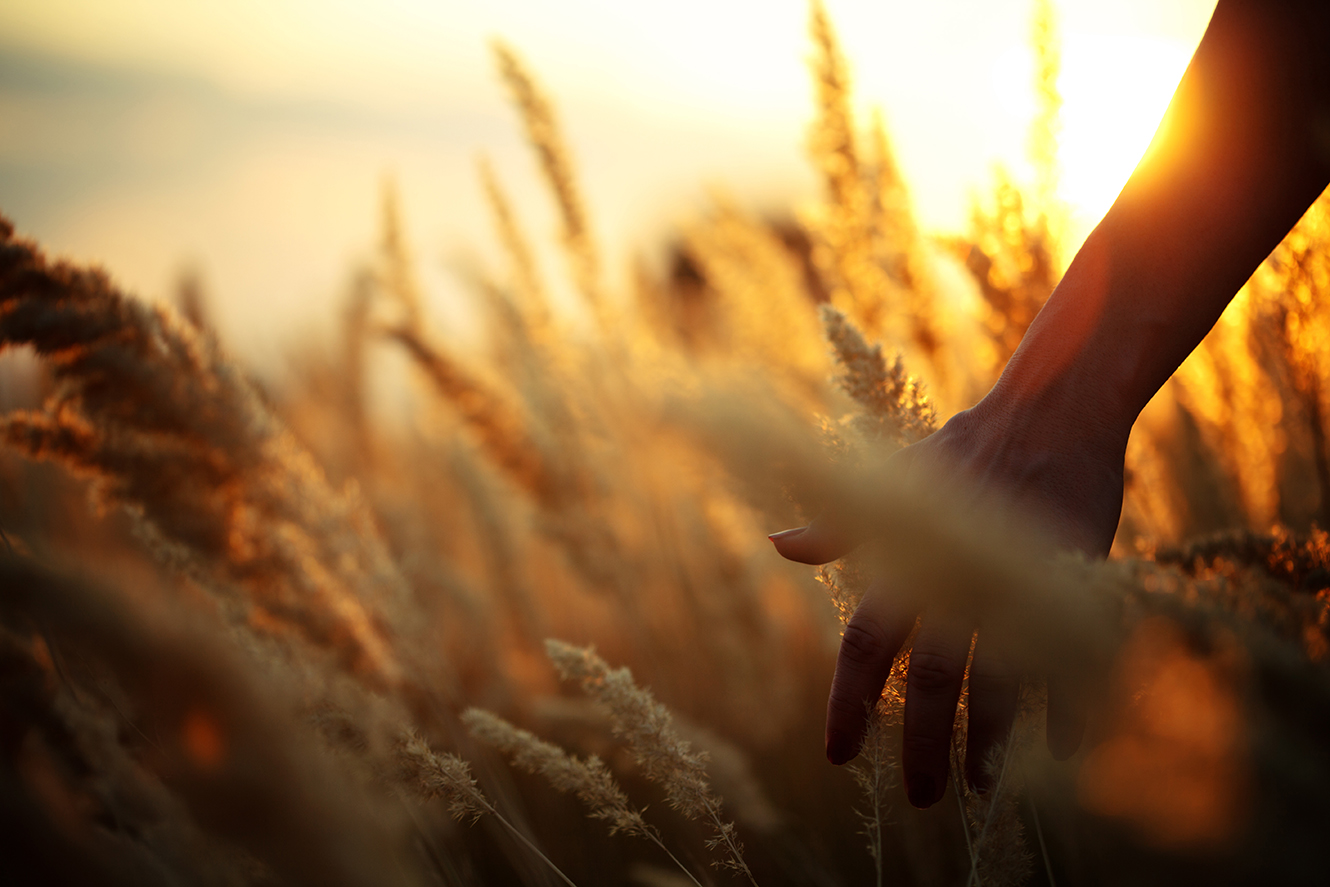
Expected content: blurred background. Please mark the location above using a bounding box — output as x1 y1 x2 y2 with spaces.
13 3 1330 885
0 0 1215 370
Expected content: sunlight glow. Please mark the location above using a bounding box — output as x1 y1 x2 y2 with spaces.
0 0 1215 354
1059 34 1195 220
994 32 1195 227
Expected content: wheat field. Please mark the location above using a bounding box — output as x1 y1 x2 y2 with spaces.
1 3 1329 886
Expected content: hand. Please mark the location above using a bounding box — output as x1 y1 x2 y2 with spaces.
771 395 1127 807
769 0 1330 809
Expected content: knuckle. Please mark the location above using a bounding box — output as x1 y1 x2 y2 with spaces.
840 619 890 666
907 649 962 694
903 730 952 762
827 690 870 723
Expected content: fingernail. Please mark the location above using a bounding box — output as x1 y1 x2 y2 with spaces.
1049 727 1085 761
906 773 938 809
768 527 807 542
826 731 855 765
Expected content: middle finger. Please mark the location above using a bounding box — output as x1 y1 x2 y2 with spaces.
902 617 974 808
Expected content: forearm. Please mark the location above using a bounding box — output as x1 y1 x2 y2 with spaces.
987 0 1330 444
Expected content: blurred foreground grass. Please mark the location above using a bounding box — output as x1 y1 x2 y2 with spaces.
2 3 1330 885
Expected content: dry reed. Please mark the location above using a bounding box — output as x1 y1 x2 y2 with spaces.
492 41 608 332
463 708 705 886
848 699 896 887
478 156 551 332
545 640 758 885
0 215 406 688
4 1 1330 884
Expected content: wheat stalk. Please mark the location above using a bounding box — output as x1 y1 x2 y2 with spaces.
964 731 1033 887
1028 0 1062 217
386 324 555 503
545 640 759 885
847 699 895 887
0 214 406 687
479 155 550 328
395 732 583 887
492 41 608 332
377 178 425 335
464 708 705 887
822 305 936 450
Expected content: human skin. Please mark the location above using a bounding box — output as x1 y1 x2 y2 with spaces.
772 0 1330 809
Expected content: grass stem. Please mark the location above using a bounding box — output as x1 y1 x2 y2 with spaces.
1029 796 1056 887
486 802 583 887
966 730 1016 887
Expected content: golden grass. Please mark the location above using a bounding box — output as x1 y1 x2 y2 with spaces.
492 40 607 333
2 3 1330 885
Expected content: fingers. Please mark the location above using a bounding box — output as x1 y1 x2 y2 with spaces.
1047 674 1088 760
769 515 861 565
902 619 973 809
825 586 916 765
964 638 1020 793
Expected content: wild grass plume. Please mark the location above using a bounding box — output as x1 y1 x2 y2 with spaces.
3 2 1330 886
545 640 757 885
492 40 606 330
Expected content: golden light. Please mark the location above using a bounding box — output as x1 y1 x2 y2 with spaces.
182 708 227 770
993 30 1196 234
1079 617 1249 849
0 0 1217 354
1058 34 1195 226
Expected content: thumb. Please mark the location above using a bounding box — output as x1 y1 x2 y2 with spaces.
769 516 860 564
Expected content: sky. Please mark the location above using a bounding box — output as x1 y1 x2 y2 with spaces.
0 0 1218 365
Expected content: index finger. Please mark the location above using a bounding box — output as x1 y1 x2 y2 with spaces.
826 583 917 764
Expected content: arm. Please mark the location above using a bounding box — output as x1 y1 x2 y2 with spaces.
998 0 1330 458
774 0 1330 807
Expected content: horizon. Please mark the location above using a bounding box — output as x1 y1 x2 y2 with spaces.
0 0 1216 367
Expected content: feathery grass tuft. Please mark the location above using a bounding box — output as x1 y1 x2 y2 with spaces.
492 40 607 330
395 732 489 823
0 215 406 686
464 708 706 886
822 305 936 450
545 640 758 885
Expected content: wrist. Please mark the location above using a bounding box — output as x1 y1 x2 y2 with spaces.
979 226 1161 451
979 343 1135 465
964 384 1129 482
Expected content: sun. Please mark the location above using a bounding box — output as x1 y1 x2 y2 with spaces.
992 30 1195 235
1057 33 1196 224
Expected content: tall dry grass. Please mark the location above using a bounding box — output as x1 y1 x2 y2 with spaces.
2 2 1330 886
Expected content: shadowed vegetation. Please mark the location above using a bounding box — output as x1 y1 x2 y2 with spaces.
1 3 1330 885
